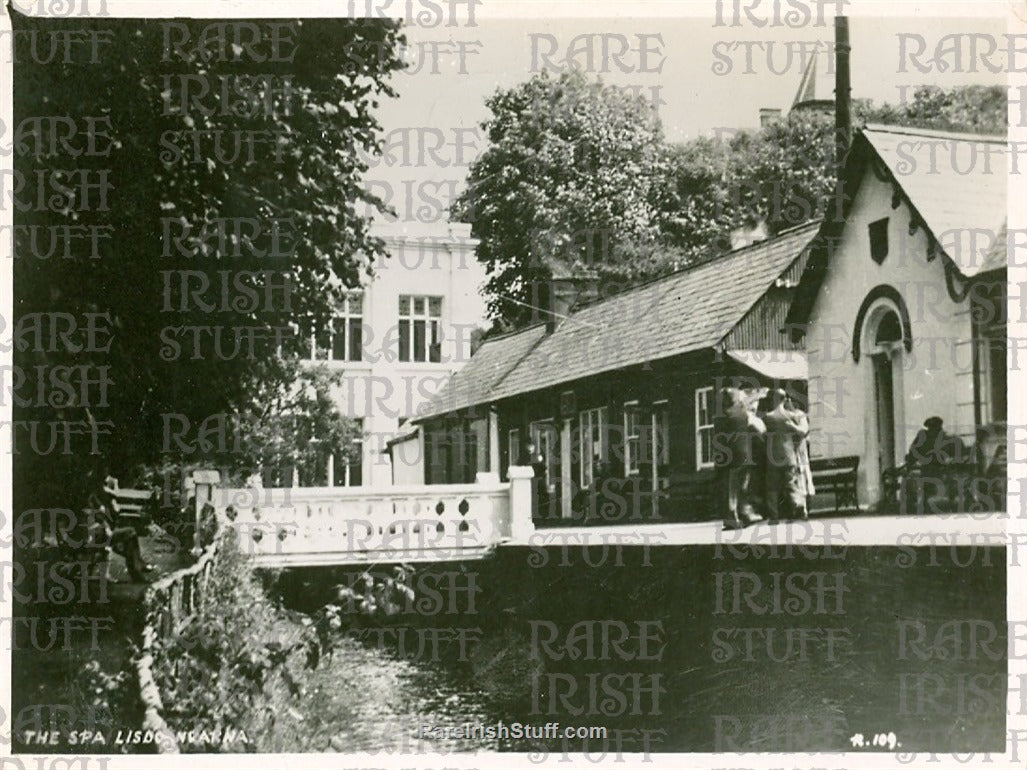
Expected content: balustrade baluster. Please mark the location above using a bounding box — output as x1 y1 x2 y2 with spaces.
217 483 514 565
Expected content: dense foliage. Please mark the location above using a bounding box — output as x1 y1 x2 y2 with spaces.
458 75 1006 329
453 71 678 327
11 14 404 507
148 526 415 751
662 85 1008 252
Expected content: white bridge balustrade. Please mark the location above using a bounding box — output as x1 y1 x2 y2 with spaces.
215 468 536 567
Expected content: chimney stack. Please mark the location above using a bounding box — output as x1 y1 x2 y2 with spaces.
545 278 578 334
834 16 851 172
544 276 599 334
759 108 782 128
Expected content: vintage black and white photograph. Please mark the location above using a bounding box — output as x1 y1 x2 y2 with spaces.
0 0 1022 767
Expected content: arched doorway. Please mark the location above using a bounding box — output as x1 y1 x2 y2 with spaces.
862 301 907 503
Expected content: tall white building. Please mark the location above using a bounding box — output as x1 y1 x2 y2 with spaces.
294 221 487 487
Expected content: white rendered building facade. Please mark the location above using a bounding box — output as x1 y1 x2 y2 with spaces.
293 221 487 488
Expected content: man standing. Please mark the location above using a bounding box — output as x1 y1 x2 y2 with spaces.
714 386 767 530
763 389 812 521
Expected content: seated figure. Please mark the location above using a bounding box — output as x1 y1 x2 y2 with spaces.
902 416 970 513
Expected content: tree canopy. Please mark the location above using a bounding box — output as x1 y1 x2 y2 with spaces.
661 84 1006 254
458 77 1006 330
11 14 404 506
453 71 676 328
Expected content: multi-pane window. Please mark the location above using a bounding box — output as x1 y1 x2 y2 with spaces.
398 295 442 363
332 419 364 487
530 421 559 491
695 387 715 470
426 424 478 484
507 428 520 476
304 439 330 486
651 401 670 485
623 402 641 476
312 294 363 362
455 427 478 483
973 291 1007 426
578 407 608 487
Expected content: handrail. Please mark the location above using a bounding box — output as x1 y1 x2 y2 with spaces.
133 524 221 754
220 480 506 499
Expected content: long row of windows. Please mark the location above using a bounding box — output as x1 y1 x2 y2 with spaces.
306 293 444 363
510 401 679 488
261 421 364 487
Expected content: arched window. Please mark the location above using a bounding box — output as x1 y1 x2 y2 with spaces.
874 310 902 347
851 285 913 363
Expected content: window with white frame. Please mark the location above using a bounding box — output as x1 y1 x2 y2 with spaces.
303 438 330 486
695 387 715 470
623 402 641 476
652 400 670 487
398 295 442 363
530 420 559 490
578 407 608 487
982 335 1007 424
507 428 520 474
331 419 364 487
974 304 1007 425
311 293 364 362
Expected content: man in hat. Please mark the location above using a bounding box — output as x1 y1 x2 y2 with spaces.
763 389 812 521
903 416 969 513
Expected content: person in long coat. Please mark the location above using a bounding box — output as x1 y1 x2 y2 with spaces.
714 386 767 529
763 389 812 521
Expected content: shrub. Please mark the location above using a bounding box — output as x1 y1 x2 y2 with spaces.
150 528 303 751
148 528 417 751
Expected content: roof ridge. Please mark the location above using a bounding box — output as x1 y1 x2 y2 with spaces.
478 322 546 345
565 219 822 316
862 122 1006 143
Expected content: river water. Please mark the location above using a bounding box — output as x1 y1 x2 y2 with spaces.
273 544 1008 756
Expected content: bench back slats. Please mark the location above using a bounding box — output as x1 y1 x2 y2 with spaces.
810 456 860 475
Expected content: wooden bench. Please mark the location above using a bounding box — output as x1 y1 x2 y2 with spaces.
810 456 860 513
102 475 154 532
662 472 718 523
100 476 156 580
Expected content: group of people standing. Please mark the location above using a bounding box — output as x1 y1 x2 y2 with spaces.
714 387 815 530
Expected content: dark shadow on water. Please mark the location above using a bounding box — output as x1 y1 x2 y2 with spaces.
274 545 1007 754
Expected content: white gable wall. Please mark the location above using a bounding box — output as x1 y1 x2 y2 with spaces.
805 168 976 506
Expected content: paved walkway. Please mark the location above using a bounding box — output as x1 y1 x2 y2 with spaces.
524 511 1014 547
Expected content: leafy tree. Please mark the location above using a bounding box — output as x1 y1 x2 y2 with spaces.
859 84 1006 135
661 108 835 255
660 84 1006 263
454 70 674 327
462 68 1004 330
11 13 405 508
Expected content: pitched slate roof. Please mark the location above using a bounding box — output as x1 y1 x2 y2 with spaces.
414 324 547 421
786 124 1008 329
415 221 819 420
862 124 1007 276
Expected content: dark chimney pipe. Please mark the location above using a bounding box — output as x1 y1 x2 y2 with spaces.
834 16 851 172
